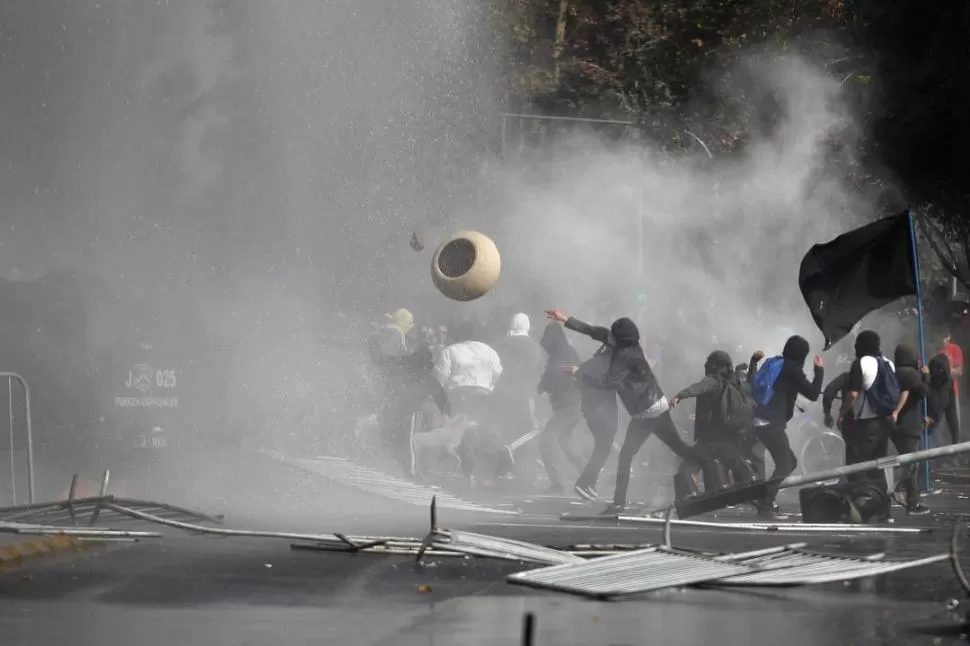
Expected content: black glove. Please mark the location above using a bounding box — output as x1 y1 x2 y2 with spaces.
824 414 834 429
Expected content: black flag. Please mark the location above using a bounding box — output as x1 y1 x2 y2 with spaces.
798 212 917 349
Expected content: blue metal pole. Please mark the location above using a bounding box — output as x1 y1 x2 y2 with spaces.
907 209 931 492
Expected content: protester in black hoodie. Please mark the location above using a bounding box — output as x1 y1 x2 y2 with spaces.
536 322 585 493
670 350 754 491
573 341 619 501
547 309 714 514
748 335 824 519
891 343 930 515
926 351 960 446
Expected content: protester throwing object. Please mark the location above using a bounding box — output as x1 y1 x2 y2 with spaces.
546 308 718 515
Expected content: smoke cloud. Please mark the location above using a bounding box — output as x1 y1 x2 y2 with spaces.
466 55 868 368
0 1 894 524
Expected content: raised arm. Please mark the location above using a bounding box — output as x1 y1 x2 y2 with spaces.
564 317 611 345
672 376 720 406
795 357 825 402
746 351 765 385
546 309 612 346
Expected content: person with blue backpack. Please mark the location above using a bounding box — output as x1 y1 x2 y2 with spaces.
748 335 825 519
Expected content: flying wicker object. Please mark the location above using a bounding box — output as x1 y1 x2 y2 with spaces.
430 231 501 302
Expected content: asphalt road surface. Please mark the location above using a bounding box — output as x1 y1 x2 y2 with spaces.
1 450 970 645
0 525 964 646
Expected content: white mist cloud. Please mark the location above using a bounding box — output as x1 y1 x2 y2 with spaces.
483 53 870 378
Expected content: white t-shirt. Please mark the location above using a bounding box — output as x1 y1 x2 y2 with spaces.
433 341 504 393
853 355 896 420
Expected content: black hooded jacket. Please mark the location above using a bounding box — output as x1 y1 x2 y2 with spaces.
749 335 823 424
537 323 581 410
926 353 953 424
565 316 664 416
894 343 927 435
674 350 737 443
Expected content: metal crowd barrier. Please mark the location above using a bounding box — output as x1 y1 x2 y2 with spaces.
0 373 35 505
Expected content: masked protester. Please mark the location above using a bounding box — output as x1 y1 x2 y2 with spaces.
837 330 893 520
546 309 717 515
495 313 543 461
670 350 754 492
890 344 930 515
926 351 960 447
536 322 585 493
748 336 824 519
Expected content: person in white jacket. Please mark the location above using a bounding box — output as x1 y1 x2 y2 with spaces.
434 321 503 487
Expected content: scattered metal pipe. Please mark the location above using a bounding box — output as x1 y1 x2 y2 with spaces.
620 515 928 535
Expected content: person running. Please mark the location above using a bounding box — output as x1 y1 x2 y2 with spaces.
535 322 585 494
494 313 543 477
573 345 619 501
748 336 824 519
546 309 715 515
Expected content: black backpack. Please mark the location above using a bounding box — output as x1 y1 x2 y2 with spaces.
719 376 756 433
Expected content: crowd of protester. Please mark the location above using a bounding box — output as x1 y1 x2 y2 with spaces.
366 295 970 521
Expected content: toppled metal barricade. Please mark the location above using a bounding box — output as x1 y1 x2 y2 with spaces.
0 521 162 540
412 496 581 566
506 541 953 599
426 529 584 566
0 471 222 541
507 546 754 599
714 544 950 586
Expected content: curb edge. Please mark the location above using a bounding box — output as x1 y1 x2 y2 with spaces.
0 535 85 571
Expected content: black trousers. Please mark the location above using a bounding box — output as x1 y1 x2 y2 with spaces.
940 396 961 444
576 402 619 490
538 405 585 488
890 429 921 507
843 416 891 492
612 411 713 507
752 422 798 509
